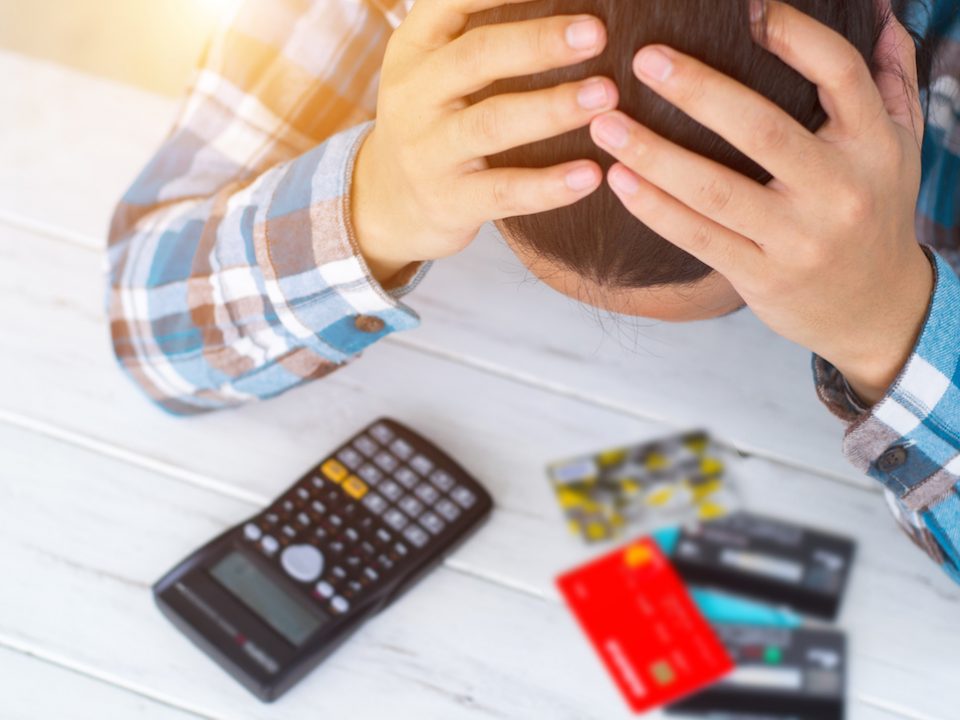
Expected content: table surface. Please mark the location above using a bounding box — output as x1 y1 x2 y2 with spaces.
1 48 957 720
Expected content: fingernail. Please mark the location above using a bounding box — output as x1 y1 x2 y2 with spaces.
595 115 629 148
566 18 599 50
635 48 673 82
609 166 641 195
565 166 598 191
577 80 609 110
750 0 766 23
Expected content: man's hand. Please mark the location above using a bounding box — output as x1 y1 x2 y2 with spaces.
589 0 934 406
352 0 619 284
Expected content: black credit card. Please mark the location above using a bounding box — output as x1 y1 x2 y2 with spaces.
670 512 856 620
666 624 847 720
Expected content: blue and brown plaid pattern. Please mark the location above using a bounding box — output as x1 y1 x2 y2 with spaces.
106 0 426 415
814 0 960 584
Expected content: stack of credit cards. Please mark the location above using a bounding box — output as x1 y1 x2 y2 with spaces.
547 431 739 543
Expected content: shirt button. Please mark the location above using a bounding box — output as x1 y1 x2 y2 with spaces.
878 445 908 472
354 315 385 333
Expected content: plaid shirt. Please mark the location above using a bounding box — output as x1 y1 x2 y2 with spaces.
107 0 960 583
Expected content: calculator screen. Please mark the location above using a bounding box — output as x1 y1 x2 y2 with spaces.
209 551 325 646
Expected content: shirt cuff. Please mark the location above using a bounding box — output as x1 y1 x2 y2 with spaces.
259 119 433 360
811 245 960 512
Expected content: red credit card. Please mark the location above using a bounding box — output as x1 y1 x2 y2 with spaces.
556 538 734 713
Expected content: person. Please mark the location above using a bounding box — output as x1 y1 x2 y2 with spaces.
105 0 960 584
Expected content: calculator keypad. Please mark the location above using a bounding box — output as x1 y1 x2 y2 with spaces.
239 421 485 619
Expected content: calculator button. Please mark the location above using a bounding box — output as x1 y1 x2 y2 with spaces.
377 554 394 570
336 448 363 470
342 475 369 500
331 596 350 615
315 581 335 599
296 487 311 501
374 451 399 474
429 469 456 492
363 493 389 515
451 486 477 509
403 525 430 548
399 495 425 517
435 499 461 522
384 509 409 531
280 544 324 583
311 500 326 515
243 523 262 542
358 464 383 486
296 512 311 526
353 435 378 457
379 480 403 502
329 541 345 554
410 454 434 476
360 516 375 532
281 500 295 514
261 536 280 555
394 542 408 557
347 580 363 594
264 512 280 525
361 541 376 556
331 566 347 580
313 527 328 541
369 423 394 444
328 514 343 527
281 524 297 539
389 438 414 460
376 528 392 544
321 459 349 484
414 483 440 505
343 528 360 543
310 476 325 490
419 512 446 535
395 467 419 489
363 567 380 582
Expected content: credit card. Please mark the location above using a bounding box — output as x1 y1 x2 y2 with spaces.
556 538 734 713
665 624 847 720
547 431 739 543
670 512 856 620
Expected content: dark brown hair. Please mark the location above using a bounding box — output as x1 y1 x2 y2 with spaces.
463 0 918 290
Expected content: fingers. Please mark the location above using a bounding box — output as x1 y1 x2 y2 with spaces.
603 164 763 280
753 0 887 133
630 44 822 186
403 0 545 46
456 162 603 223
590 110 785 242
429 14 606 101
445 76 618 163
871 10 924 141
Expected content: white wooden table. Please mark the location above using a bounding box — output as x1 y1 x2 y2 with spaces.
1 50 957 720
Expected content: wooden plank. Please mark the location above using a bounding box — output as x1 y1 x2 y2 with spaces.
0 644 205 720
0 51 866 484
0 223 958 718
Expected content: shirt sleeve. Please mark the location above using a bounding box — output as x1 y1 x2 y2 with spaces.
105 0 431 416
812 246 960 585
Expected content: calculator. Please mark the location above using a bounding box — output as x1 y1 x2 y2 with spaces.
153 418 493 702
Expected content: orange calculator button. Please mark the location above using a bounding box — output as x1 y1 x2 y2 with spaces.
321 459 349 484
342 475 368 500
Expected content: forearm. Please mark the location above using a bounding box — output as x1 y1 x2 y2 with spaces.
107 122 431 415
813 248 960 584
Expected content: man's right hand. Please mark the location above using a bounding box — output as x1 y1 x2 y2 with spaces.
351 0 619 285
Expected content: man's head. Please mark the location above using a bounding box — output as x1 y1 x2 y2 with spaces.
464 0 883 320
